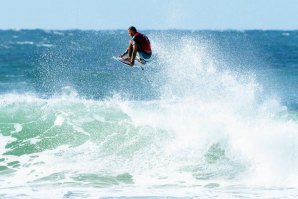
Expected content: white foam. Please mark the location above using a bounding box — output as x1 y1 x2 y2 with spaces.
16 41 34 45
142 34 298 186
0 135 16 155
53 31 65 36
37 43 54 48
0 44 10 49
54 115 64 126
282 32 290 36
10 123 23 134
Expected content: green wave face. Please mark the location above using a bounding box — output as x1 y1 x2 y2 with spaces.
1 95 298 191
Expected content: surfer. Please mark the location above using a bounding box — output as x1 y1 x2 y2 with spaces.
119 26 152 66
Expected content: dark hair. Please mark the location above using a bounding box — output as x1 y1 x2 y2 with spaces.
128 26 137 33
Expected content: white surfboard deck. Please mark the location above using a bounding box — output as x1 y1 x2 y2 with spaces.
112 56 144 70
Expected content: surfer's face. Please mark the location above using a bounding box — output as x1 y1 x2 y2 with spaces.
128 29 134 37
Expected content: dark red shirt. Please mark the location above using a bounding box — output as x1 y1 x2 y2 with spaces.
132 32 152 54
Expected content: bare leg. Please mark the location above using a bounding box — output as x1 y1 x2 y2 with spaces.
125 41 133 61
122 43 132 62
128 41 133 57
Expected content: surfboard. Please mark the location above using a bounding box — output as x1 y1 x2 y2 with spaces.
112 56 144 70
113 56 131 66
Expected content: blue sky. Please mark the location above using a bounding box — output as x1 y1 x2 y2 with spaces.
1 0 297 30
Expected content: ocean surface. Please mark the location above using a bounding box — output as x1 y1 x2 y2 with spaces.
0 29 298 198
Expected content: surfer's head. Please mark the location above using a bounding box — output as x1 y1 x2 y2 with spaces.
128 26 137 37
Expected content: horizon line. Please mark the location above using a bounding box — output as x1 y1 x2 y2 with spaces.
0 28 298 31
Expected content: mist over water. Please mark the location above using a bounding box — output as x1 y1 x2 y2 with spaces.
0 30 298 198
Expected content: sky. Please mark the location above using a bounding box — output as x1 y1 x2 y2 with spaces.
0 0 297 30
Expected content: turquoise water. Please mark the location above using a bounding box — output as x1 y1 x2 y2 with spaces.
0 30 298 198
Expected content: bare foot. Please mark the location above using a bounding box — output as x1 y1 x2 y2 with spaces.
136 57 146 64
123 57 131 61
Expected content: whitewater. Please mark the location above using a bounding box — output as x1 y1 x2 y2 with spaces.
0 30 298 198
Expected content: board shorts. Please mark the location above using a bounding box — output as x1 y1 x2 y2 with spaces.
132 41 152 61
138 50 152 60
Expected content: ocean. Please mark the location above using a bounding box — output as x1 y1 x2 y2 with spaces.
0 29 298 198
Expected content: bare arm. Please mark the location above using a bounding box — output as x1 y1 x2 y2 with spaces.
120 49 128 57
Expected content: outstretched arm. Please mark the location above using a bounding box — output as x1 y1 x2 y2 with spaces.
119 49 128 57
120 40 134 58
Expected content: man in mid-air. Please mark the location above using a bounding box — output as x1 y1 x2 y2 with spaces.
119 26 152 66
